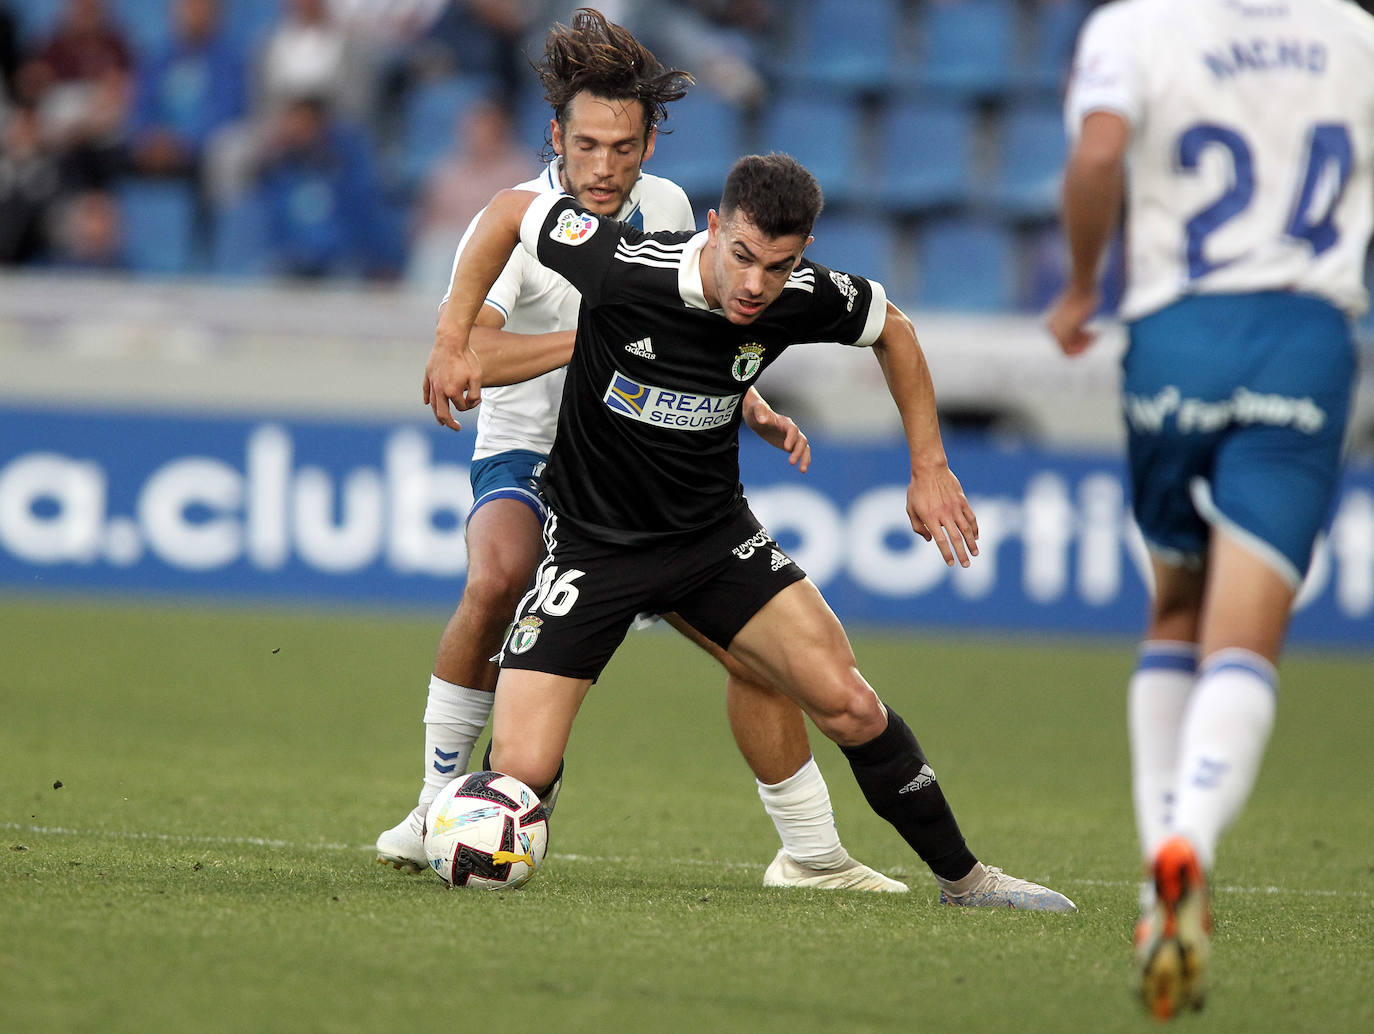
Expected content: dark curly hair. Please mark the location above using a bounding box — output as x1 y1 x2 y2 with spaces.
719 153 824 240
537 8 692 153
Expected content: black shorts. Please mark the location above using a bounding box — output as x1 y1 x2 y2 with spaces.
499 506 807 680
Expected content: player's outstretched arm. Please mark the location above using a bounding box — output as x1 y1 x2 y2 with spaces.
469 318 577 387
423 188 539 429
1045 110 1129 356
872 301 979 568
741 387 811 472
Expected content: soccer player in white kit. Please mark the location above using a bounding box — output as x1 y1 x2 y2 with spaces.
1047 0 1374 1017
378 8 905 892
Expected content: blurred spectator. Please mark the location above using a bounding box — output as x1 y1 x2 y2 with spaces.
49 187 124 269
257 0 371 121
126 0 247 185
0 104 62 263
17 0 133 191
411 0 539 105
252 93 398 280
404 96 532 289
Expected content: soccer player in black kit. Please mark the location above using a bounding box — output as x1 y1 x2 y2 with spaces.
424 152 1075 910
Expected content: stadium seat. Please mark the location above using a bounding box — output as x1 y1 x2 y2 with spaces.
915 217 1018 312
1021 0 1090 94
876 98 977 213
399 74 498 188
647 88 746 207
911 0 1017 100
759 95 865 206
991 100 1069 220
808 214 904 297
788 0 901 94
116 179 197 276
209 192 271 280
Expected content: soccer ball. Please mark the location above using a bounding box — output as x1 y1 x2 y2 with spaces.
422 771 550 889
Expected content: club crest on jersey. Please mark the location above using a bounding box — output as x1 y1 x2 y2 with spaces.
731 344 765 382
507 615 543 655
551 208 598 246
602 371 740 430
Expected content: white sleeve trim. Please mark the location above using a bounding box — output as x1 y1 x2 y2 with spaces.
1064 1 1145 137
853 279 888 347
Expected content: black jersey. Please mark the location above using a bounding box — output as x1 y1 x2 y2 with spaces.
521 192 889 545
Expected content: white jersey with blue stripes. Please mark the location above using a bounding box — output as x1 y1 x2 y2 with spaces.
1066 0 1374 321
442 159 695 460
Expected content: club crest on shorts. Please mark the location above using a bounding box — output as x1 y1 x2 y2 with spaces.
732 343 765 381
551 208 598 245
507 615 543 655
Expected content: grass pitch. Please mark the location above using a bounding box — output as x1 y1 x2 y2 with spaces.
2 595 1371 1033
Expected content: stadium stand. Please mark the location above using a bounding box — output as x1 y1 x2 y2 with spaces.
915 216 1019 313
758 93 866 207
115 178 197 274
3 0 1115 314
397 73 499 190
810 212 904 297
990 99 1070 221
786 0 902 95
644 86 747 207
911 0 1018 100
876 97 977 214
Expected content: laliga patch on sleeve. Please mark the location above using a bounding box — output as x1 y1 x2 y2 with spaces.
550 208 599 246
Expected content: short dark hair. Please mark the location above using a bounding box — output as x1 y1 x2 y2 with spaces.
719 153 824 239
538 8 692 149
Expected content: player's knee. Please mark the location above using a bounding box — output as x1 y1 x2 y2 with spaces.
1149 573 1204 639
461 562 528 619
807 684 886 747
489 740 560 793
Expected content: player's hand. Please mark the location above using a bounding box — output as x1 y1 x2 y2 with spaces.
423 326 483 431
906 466 979 568
743 397 810 472
1045 283 1101 356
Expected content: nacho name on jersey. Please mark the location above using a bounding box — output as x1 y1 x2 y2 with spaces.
602 371 741 430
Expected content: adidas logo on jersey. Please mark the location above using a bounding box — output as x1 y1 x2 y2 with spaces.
769 549 792 572
624 337 656 360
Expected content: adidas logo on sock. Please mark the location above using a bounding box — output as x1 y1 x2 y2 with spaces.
770 549 792 571
624 337 656 359
898 764 936 794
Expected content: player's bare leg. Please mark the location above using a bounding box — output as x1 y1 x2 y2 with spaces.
376 498 544 871
1139 531 1286 1018
434 498 547 688
488 668 593 797
664 614 907 892
728 580 1074 911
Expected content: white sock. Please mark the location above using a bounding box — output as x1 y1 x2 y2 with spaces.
1129 641 1198 861
756 757 848 869
417 676 494 812
1173 649 1277 870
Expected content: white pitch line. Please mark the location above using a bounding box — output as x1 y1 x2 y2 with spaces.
5 823 1366 899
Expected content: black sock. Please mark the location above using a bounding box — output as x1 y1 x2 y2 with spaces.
839 706 978 881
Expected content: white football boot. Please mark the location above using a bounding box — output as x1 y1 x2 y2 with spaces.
375 805 427 873
763 849 909 892
937 862 1077 912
